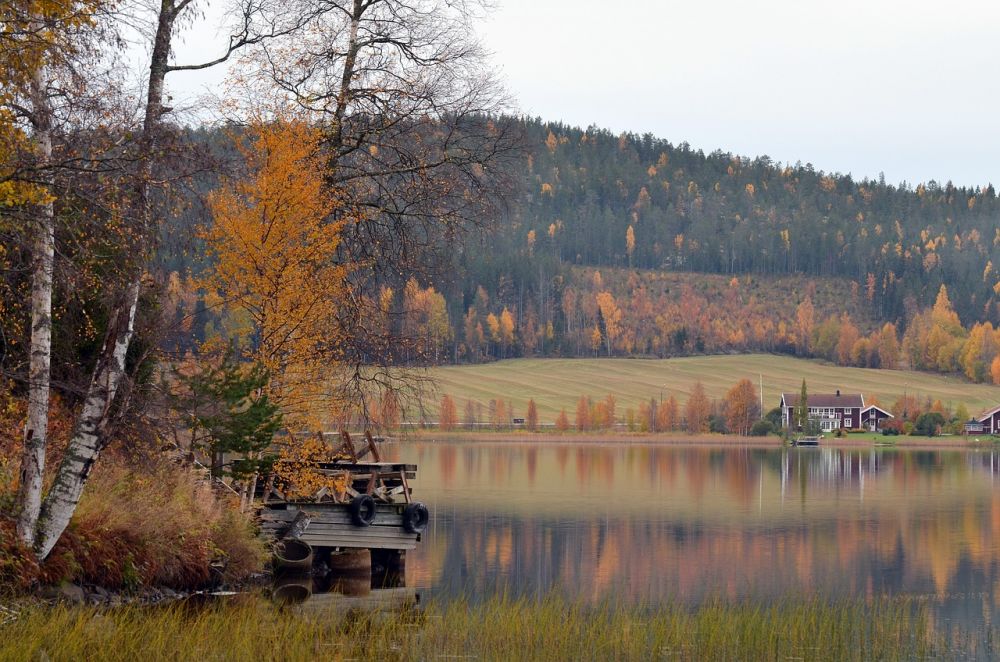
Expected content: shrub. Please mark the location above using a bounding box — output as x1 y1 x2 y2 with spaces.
750 420 774 436
881 419 904 435
1 451 265 592
913 412 946 437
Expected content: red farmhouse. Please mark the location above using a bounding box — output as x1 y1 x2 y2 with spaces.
780 390 891 432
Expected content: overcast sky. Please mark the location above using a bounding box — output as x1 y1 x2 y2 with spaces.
169 0 1000 187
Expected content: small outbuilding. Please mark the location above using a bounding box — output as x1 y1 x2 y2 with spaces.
860 404 894 432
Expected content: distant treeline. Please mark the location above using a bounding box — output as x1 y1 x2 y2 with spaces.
162 118 1000 376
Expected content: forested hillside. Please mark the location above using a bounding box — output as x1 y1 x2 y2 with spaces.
460 118 999 323
164 117 1000 377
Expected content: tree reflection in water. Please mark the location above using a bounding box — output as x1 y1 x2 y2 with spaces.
389 442 1000 632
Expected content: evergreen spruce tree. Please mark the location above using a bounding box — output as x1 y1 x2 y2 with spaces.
796 379 809 431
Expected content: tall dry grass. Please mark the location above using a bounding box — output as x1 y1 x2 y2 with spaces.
0 594 957 661
0 391 265 592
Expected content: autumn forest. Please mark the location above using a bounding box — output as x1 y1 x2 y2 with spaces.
154 118 1000 386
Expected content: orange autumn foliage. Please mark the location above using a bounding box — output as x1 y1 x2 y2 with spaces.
439 394 458 431
526 399 539 431
685 381 711 433
555 408 570 431
200 118 358 430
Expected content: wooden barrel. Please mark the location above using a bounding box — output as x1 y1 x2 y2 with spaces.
274 539 314 574
327 549 371 575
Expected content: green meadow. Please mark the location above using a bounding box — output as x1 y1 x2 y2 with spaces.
420 354 1000 422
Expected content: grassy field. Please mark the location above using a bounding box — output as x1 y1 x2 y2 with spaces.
419 354 1000 423
1 595 950 661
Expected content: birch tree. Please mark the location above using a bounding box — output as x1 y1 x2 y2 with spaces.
25 0 304 560
1 0 110 546
241 0 518 390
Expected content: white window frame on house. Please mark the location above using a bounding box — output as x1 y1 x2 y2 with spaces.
844 418 852 428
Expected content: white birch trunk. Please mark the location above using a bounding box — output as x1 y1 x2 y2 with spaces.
16 48 55 546
32 0 176 559
34 279 140 558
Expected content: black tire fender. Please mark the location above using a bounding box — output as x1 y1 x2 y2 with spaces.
402 502 430 534
349 494 377 527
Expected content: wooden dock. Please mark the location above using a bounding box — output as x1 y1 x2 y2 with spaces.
260 501 421 551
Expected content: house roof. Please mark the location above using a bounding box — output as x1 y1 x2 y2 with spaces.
781 392 865 408
861 404 893 417
976 405 1000 422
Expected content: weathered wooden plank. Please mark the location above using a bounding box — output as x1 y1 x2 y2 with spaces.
263 519 416 534
262 531 418 549
299 537 417 550
316 462 417 472
292 524 417 538
260 510 404 527
294 523 418 537
299 528 418 541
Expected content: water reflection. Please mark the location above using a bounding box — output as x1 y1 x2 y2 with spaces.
387 442 1000 631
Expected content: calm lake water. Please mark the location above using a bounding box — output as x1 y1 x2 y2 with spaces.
384 440 1000 632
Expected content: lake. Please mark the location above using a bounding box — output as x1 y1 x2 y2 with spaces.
385 440 1000 633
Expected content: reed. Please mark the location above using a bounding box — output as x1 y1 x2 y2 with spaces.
0 594 962 661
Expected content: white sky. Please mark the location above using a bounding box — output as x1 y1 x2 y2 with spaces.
167 0 1000 187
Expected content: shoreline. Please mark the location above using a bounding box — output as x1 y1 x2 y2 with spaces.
390 429 999 450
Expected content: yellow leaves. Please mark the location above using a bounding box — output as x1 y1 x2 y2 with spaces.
540 182 553 196
646 165 657 178
200 118 354 429
590 326 602 352
526 229 536 252
547 223 557 239
819 176 836 192
984 261 993 283
779 229 790 250
595 291 622 348
625 225 635 257
545 130 557 153
486 312 500 342
633 186 651 211
379 286 394 315
744 183 755 197
403 277 452 349
272 435 348 500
